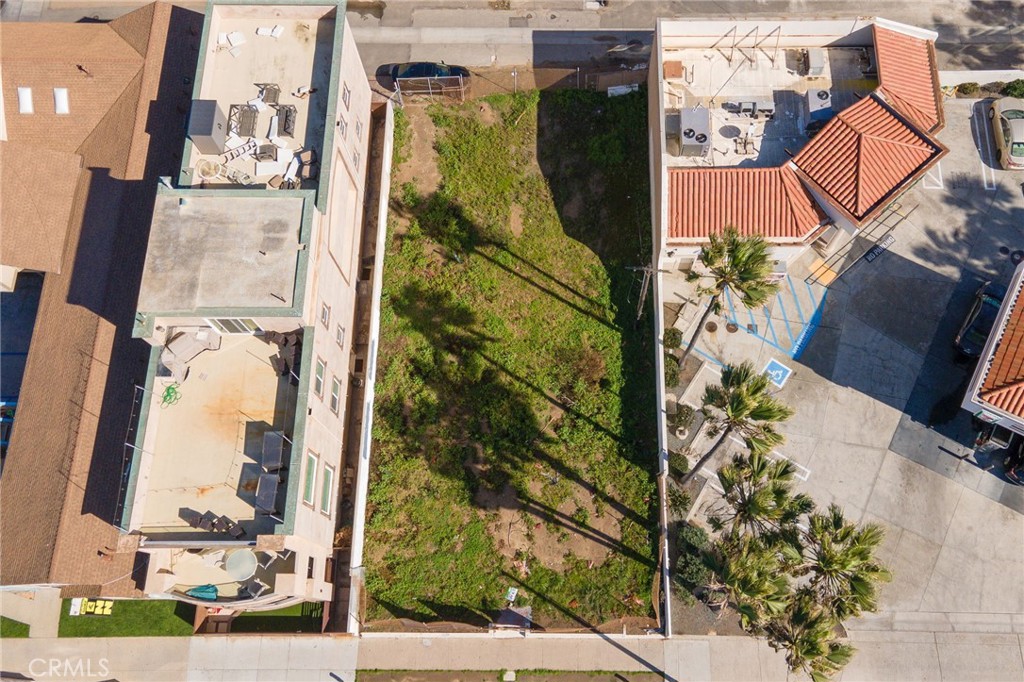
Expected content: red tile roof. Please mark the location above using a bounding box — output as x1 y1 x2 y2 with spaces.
792 95 944 225
980 291 1024 418
873 25 944 133
667 167 827 243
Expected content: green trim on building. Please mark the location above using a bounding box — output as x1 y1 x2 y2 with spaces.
276 325 315 535
119 345 162 530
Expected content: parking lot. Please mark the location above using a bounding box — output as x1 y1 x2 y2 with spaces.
682 97 1024 633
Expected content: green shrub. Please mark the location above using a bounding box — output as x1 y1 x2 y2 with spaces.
674 551 711 590
664 354 680 387
676 522 709 552
664 327 683 349
668 487 692 517
1002 79 1024 98
392 107 412 169
670 404 695 430
669 449 690 477
958 81 980 97
400 181 421 208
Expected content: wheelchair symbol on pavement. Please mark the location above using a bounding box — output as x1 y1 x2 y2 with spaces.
763 358 792 388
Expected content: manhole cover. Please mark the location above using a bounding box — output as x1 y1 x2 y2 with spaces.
726 322 739 333
1012 250 1024 265
705 321 718 333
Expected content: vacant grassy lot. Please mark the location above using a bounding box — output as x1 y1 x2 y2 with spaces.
58 599 195 637
364 90 657 629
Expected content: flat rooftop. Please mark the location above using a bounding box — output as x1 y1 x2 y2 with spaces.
133 333 298 538
138 193 305 312
183 5 336 188
662 47 876 168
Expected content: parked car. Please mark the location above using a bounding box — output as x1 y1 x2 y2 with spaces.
389 62 471 92
954 281 1007 357
989 97 1024 170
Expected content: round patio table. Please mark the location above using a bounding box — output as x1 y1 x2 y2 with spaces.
225 549 258 582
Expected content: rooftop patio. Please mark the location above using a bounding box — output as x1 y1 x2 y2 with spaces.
131 332 301 539
146 546 301 604
183 5 336 188
661 47 876 169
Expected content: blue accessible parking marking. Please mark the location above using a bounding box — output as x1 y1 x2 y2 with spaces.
763 358 792 388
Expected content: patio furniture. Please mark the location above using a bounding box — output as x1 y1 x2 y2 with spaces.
256 473 280 514
181 508 203 528
262 431 287 472
221 138 257 163
255 144 277 163
256 83 281 105
296 148 317 165
274 104 296 137
240 578 270 600
258 549 293 570
299 163 318 180
198 515 215 532
185 584 219 601
267 174 285 190
228 523 247 539
225 549 259 582
229 104 259 138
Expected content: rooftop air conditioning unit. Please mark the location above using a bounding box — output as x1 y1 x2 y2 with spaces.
807 48 825 76
667 106 711 158
807 88 834 122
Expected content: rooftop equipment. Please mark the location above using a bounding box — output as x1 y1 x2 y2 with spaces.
667 106 712 158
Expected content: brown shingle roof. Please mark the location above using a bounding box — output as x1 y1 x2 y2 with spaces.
792 95 945 225
0 142 82 272
0 2 197 593
980 292 1024 418
873 24 944 133
667 167 827 243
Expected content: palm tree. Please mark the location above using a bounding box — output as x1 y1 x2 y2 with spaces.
679 362 794 488
710 450 815 542
766 593 855 682
679 228 779 368
702 532 791 630
797 504 892 620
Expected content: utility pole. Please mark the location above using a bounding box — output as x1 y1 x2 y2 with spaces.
627 264 669 324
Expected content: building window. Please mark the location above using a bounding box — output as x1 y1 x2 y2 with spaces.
320 302 330 327
53 88 70 115
209 318 261 334
17 87 33 114
342 83 351 110
355 119 363 140
302 451 318 505
353 151 360 171
336 324 345 348
329 376 341 414
321 465 335 516
338 114 347 139
314 357 325 397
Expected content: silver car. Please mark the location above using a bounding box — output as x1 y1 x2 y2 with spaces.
989 97 1024 170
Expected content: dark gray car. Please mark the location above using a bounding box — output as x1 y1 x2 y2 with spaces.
390 62 471 92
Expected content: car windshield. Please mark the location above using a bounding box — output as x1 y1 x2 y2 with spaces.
395 63 431 79
1003 109 1024 120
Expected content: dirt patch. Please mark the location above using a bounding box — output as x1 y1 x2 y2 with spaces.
394 104 442 199
476 101 498 127
477 479 623 573
509 203 524 237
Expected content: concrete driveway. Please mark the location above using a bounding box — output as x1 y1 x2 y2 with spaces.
683 97 1024 636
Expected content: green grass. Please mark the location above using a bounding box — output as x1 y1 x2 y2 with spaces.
58 599 195 637
229 602 323 633
0 616 30 638
365 89 657 628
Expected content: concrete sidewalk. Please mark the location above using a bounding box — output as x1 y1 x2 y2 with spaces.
3 631 1023 681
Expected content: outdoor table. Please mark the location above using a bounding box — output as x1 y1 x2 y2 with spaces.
225 549 258 582
256 473 279 513
262 431 285 471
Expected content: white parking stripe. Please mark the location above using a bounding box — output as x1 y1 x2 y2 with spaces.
977 109 998 191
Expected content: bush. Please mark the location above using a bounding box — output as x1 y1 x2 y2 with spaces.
669 449 690 477
668 486 692 517
958 81 979 97
1003 79 1024 98
676 522 709 552
664 327 683 349
674 551 711 590
670 404 695 430
664 353 680 387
